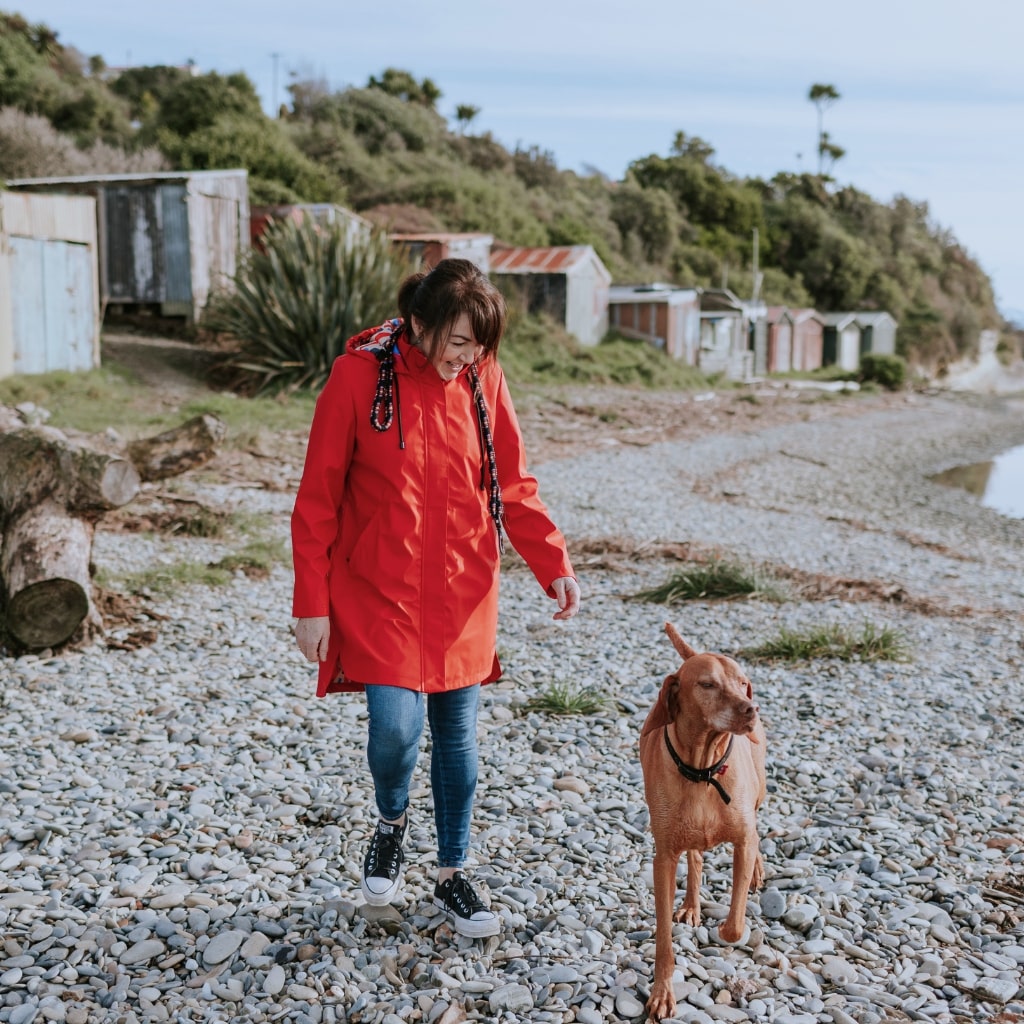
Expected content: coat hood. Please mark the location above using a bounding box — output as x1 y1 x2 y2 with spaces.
345 317 406 360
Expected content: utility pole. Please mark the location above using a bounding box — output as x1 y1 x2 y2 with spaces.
271 52 280 118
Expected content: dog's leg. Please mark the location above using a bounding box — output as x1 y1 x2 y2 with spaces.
648 848 681 1021
719 834 758 943
750 849 765 892
676 849 703 926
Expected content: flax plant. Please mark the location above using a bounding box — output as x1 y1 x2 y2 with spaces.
204 217 416 394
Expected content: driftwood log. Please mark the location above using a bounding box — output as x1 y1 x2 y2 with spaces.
126 414 228 482
0 408 226 650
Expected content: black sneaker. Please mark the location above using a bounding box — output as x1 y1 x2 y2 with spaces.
361 818 406 906
433 871 500 938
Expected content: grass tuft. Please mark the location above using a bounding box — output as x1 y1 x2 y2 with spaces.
742 622 911 663
629 559 787 603
522 681 611 716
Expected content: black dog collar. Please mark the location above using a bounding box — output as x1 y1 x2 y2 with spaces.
663 727 734 805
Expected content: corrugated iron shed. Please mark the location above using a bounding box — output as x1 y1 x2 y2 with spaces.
0 191 100 378
5 170 250 323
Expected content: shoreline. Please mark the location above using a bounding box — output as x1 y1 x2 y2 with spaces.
1 386 1023 1023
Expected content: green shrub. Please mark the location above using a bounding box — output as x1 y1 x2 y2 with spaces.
203 217 416 394
742 622 910 662
859 352 906 390
629 559 786 603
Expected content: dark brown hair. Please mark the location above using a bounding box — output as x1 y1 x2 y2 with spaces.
397 258 506 363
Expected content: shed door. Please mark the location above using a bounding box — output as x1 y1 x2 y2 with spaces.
10 236 95 374
161 184 192 306
104 186 164 303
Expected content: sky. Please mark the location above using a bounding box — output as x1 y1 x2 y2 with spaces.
20 0 1024 321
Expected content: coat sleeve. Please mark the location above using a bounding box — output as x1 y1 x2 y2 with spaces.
291 358 357 618
490 366 575 594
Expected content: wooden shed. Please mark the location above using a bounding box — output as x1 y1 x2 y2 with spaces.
489 245 611 347
0 191 100 379
608 283 701 363
251 203 370 250
5 170 250 323
389 232 493 274
822 312 862 371
766 306 824 373
698 289 751 379
853 311 898 357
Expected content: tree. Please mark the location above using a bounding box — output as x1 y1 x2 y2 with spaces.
808 83 840 175
818 132 845 177
454 103 480 134
367 68 442 109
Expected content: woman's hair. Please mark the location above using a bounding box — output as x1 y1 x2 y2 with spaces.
397 258 506 362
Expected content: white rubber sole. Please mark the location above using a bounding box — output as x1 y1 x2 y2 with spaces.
433 896 500 938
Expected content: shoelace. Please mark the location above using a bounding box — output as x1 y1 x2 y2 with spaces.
366 830 402 877
443 873 487 914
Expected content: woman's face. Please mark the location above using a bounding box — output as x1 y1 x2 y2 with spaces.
416 313 483 381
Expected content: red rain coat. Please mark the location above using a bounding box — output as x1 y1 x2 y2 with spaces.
291 322 575 697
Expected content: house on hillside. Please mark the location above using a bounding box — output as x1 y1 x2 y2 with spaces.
766 307 824 373
250 203 370 250
607 283 701 363
0 191 100 379
5 169 250 323
853 311 898 357
821 312 862 371
389 232 493 273
489 245 611 346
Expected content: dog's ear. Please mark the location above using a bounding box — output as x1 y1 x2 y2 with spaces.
665 622 698 660
664 673 681 721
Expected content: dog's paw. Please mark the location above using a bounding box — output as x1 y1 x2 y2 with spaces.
711 921 751 946
674 905 700 926
646 983 677 1022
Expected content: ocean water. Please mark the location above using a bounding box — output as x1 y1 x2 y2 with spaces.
931 444 1024 519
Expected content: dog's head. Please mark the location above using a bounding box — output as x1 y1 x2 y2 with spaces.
663 622 760 739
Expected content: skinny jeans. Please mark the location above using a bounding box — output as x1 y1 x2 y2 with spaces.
364 683 480 868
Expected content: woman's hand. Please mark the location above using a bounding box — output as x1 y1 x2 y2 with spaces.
550 577 581 620
295 616 330 662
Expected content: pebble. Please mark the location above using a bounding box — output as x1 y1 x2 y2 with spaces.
1 391 1023 1023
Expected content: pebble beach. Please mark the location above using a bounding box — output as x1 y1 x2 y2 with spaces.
2 385 1024 1024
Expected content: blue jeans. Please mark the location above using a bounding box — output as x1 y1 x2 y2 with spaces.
365 683 480 868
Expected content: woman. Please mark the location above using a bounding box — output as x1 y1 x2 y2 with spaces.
292 258 580 938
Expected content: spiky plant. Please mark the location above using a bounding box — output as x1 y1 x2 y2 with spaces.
204 216 416 394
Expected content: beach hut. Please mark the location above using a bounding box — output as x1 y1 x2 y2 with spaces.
607 283 701 363
766 307 795 373
250 203 371 250
766 307 825 373
821 312 862 371
489 245 611 346
698 289 750 378
0 191 100 379
789 308 824 371
5 170 250 323
853 311 898 357
389 232 494 273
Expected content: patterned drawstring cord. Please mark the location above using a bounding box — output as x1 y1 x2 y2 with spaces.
469 364 505 554
370 334 502 551
370 338 405 449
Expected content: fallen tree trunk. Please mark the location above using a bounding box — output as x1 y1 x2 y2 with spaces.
0 425 141 649
126 413 227 482
0 407 226 651
0 500 96 647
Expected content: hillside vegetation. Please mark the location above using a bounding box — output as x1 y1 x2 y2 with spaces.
0 11 1009 368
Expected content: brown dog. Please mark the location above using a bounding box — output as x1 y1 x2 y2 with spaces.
639 623 767 1021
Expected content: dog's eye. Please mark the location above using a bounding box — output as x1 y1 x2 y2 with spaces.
699 681 715 690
